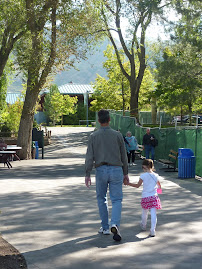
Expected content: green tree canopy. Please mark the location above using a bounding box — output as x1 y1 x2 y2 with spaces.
14 0 104 159
44 84 77 126
0 97 24 133
91 45 155 113
155 1 202 117
0 0 27 110
89 0 175 119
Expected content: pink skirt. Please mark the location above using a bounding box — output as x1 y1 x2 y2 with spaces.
141 195 162 210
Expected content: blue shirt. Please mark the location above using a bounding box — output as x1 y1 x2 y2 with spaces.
125 136 138 152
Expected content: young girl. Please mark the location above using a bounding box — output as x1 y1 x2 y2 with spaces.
124 159 162 237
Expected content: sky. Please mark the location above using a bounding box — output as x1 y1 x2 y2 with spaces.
118 7 179 41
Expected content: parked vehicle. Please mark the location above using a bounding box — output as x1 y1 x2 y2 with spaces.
172 115 189 123
192 115 202 124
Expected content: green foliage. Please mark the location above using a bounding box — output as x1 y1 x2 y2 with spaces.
155 2 202 116
0 73 7 111
33 119 40 130
0 98 23 134
138 68 157 111
13 0 106 159
0 58 15 111
63 102 95 125
89 0 175 117
0 124 11 137
44 84 78 125
91 45 155 112
172 0 202 48
0 0 27 80
156 43 202 114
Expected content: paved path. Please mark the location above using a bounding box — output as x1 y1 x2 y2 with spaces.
0 127 202 269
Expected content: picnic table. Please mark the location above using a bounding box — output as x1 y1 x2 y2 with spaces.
0 145 22 168
0 151 16 168
7 145 22 161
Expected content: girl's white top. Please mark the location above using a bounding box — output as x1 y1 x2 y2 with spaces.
140 172 159 198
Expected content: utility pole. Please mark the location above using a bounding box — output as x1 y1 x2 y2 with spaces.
86 91 89 127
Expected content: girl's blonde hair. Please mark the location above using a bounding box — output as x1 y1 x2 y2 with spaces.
142 159 155 171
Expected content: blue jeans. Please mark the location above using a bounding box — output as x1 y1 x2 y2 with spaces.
96 165 123 230
145 145 155 160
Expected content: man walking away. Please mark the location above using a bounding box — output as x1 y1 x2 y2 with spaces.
85 109 129 241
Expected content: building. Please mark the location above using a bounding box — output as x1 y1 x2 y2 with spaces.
38 83 94 124
6 92 24 104
6 83 95 124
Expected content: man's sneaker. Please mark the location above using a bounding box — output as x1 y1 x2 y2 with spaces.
111 224 122 241
140 223 146 231
150 230 156 237
98 227 110 235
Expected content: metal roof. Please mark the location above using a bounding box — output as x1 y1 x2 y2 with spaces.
58 84 94 95
6 92 24 104
6 84 94 104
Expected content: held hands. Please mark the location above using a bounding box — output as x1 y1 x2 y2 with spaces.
85 176 91 188
123 174 129 185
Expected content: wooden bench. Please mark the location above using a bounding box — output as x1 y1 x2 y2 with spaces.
159 149 178 172
135 145 145 159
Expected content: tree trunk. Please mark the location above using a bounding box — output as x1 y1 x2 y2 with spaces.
16 1 57 159
130 82 139 119
61 115 63 127
17 83 39 159
180 106 183 125
0 28 25 78
0 55 8 79
188 103 192 126
151 97 157 124
121 80 125 116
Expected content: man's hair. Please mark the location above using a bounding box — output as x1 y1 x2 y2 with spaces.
98 109 110 124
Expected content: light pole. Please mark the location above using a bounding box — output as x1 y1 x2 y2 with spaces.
86 90 89 127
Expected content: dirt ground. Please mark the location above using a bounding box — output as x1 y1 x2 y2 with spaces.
0 236 27 269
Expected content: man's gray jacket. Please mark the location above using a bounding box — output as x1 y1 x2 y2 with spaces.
85 126 128 177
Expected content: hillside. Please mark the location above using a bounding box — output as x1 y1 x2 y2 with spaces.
7 38 157 92
54 41 109 86
8 40 109 92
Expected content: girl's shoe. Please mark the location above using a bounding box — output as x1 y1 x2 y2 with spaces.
150 230 156 237
98 227 110 235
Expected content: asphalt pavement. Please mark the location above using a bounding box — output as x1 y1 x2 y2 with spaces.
0 127 201 269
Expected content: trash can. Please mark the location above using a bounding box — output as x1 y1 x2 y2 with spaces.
35 141 39 159
32 128 44 159
178 148 195 178
31 141 36 159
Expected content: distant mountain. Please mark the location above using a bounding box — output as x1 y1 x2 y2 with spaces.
8 38 157 92
7 74 24 92
54 41 109 85
8 40 109 92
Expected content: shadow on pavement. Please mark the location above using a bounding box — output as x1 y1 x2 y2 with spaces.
0 128 201 269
